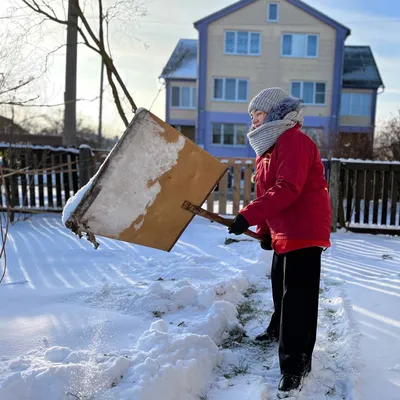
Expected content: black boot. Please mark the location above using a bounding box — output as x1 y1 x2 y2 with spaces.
254 329 279 342
277 374 303 397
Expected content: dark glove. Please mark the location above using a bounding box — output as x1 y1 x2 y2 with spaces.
228 214 250 235
260 235 273 251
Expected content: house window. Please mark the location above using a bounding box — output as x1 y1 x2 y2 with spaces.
291 81 326 105
213 78 249 102
171 86 197 108
268 3 279 21
224 31 261 55
281 33 318 58
340 93 372 116
212 124 247 146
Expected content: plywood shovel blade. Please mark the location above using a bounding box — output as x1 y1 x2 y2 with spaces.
64 108 227 251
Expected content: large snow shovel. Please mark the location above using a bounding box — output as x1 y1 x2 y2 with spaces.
63 108 262 251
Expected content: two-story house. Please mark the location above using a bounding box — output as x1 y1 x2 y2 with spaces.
160 0 384 158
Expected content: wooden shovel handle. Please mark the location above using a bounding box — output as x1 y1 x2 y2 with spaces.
182 200 264 242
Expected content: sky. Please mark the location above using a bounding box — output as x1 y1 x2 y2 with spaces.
0 0 399 138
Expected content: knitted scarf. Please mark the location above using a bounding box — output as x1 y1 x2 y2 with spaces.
247 97 304 156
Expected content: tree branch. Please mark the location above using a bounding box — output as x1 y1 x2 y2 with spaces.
21 0 100 54
21 0 70 27
1 96 40 106
19 0 140 126
1 94 101 108
74 1 137 113
0 77 36 96
77 26 101 54
105 66 128 127
105 17 113 59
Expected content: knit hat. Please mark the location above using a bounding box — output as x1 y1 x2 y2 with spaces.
247 87 304 156
248 87 290 115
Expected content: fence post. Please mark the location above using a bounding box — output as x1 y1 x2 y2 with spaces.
328 159 341 233
79 145 93 188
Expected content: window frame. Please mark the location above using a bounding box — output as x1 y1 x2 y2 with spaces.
281 33 319 58
212 78 249 102
224 31 262 56
340 92 372 116
267 3 279 22
170 86 197 109
211 123 248 147
290 81 327 105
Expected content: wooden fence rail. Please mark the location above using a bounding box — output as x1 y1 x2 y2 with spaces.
2 143 400 234
338 160 400 231
0 145 91 220
207 158 256 216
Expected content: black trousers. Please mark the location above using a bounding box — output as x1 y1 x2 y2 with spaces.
267 247 322 376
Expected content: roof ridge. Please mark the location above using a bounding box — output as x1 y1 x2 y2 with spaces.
194 0 350 36
345 45 371 48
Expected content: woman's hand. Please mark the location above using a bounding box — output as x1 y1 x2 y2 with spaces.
228 214 250 235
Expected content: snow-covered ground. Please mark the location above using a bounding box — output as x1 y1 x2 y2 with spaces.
0 214 399 400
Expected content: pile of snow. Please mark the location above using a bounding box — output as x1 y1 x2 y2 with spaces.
189 301 240 344
79 278 247 347
0 347 131 400
0 322 220 400
98 320 219 399
80 275 249 321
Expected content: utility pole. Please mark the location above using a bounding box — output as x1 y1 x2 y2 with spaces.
63 0 78 147
97 59 104 149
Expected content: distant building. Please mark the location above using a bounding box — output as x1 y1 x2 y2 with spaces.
0 115 29 136
0 115 118 149
0 115 64 146
160 0 384 159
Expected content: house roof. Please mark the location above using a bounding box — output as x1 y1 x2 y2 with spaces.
0 115 28 135
161 41 384 90
343 46 384 89
159 39 197 80
194 0 350 36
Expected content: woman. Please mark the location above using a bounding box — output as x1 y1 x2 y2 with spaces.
228 87 332 395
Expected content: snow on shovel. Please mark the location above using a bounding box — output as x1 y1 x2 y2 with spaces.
62 108 262 251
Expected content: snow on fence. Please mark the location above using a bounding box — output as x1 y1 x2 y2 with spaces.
3 143 400 234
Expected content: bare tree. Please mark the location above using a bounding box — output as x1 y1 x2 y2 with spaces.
374 110 400 161
12 0 147 128
0 11 43 108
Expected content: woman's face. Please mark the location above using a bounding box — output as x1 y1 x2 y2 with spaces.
251 110 267 129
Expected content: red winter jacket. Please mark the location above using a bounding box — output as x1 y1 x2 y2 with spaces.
240 124 332 254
